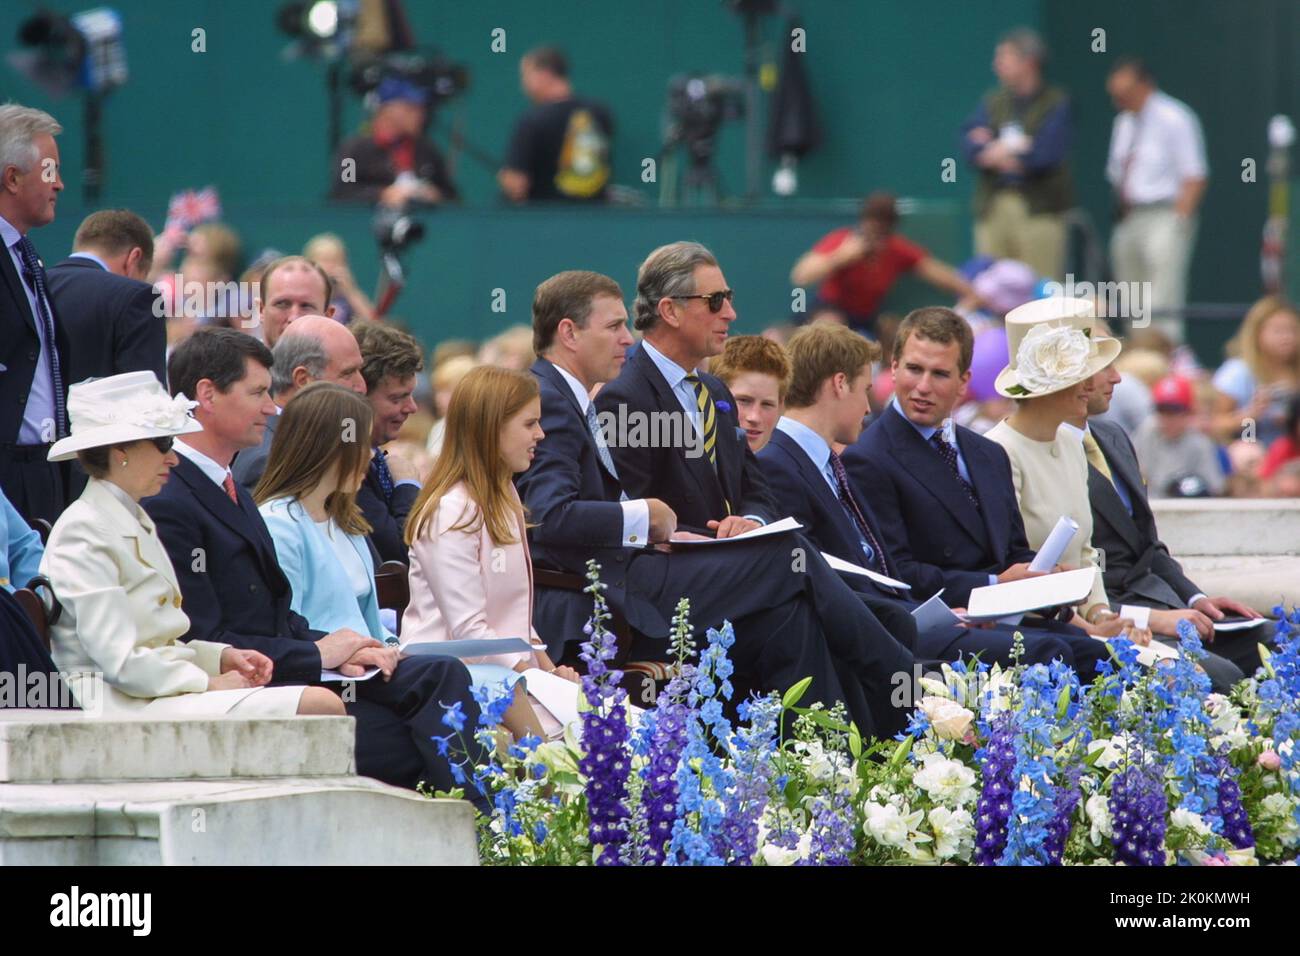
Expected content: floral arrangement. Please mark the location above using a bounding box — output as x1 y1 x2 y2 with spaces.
429 563 1300 866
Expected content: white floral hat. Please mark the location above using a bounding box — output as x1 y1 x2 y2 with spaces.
994 296 1122 399
48 371 203 461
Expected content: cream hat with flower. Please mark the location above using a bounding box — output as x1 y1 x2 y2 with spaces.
994 296 1122 399
48 371 203 462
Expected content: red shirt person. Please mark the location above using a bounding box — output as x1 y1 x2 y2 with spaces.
791 192 974 335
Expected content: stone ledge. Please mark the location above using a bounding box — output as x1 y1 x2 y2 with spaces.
1173 556 1300 614
0 777 477 865
1150 498 1300 557
0 713 356 783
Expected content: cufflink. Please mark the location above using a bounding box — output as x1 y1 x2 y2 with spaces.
629 535 638 543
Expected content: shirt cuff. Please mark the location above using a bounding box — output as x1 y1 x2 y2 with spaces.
621 498 650 547
989 574 999 587
1186 593 1208 609
394 479 421 489
742 515 767 525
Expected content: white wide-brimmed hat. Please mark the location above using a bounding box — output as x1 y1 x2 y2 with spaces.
994 296 1122 399
48 371 203 462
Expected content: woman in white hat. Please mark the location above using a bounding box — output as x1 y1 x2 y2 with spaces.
38 371 345 718
985 298 1152 645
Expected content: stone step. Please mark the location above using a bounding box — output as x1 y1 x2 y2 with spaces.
0 711 355 783
0 777 478 865
1173 556 1300 615
1150 498 1300 557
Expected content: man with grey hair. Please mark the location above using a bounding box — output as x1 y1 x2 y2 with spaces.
598 240 773 534
959 27 1075 279
232 315 366 490
0 104 70 526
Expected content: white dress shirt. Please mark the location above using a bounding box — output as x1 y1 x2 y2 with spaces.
1106 90 1207 205
551 362 650 547
175 438 235 489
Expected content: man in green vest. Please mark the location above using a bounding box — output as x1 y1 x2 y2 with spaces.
960 27 1074 281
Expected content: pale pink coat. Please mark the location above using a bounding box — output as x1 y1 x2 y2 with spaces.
400 481 538 668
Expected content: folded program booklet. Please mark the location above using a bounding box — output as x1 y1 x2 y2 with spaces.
964 567 1097 620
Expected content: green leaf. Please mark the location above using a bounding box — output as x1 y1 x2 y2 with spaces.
1056 683 1072 721
782 676 813 710
888 736 914 769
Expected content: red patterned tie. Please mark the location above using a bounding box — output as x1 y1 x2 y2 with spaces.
222 472 239 505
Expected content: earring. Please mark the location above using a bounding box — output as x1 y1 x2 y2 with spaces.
121 458 128 467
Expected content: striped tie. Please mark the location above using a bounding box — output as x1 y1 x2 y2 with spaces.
685 374 717 467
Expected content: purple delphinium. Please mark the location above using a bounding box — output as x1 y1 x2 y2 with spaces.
717 694 782 865
1110 758 1167 866
1044 775 1081 865
974 714 1016 865
1214 758 1255 850
578 561 632 865
638 599 696 865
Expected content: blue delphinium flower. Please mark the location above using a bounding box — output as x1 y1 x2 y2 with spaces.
999 663 1062 865
1253 608 1300 832
441 700 466 733
1164 620 1221 821
667 622 739 865
578 561 632 866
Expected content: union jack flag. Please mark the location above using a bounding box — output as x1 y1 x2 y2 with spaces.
164 186 222 234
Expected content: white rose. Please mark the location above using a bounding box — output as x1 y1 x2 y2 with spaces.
918 696 975 741
1170 808 1212 837
912 752 979 806
864 801 924 849
1085 793 1113 844
760 843 802 866
1013 324 1092 394
928 806 975 861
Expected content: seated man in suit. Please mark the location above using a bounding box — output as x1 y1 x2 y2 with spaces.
231 314 366 491
761 320 1097 672
844 307 1120 676
1071 360 1267 688
45 209 165 387
595 241 774 535
523 269 918 740
350 320 425 563
143 328 486 799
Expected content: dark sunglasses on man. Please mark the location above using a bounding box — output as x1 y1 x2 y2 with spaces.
672 289 734 313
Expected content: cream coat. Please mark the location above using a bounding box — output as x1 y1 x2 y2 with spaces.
41 478 302 716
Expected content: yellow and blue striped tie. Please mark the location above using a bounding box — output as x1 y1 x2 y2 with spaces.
685 374 717 467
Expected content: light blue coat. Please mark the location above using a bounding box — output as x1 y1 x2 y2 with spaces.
258 496 390 642
1 490 43 593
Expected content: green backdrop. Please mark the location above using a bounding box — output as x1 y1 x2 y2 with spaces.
2 0 1293 361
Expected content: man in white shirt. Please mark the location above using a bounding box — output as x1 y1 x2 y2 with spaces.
1105 58 1208 343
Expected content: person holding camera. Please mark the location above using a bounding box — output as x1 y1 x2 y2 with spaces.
331 76 458 209
789 192 974 338
498 47 613 204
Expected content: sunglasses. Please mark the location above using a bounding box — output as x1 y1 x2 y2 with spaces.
149 436 175 454
672 289 734 313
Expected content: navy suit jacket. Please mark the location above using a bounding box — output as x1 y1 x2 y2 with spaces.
357 465 419 563
518 358 669 640
142 455 325 684
44 256 166 387
0 234 70 444
758 428 903 604
594 342 775 528
843 406 1036 608
1087 418 1200 610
